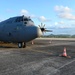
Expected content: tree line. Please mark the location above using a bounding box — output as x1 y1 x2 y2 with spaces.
42 34 75 38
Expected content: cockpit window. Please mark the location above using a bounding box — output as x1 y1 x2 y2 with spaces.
24 18 28 21
15 16 34 26
28 19 33 22
15 17 32 22
15 17 23 22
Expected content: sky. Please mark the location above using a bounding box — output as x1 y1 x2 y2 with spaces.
0 0 75 35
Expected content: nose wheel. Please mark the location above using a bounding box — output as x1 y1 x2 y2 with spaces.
18 42 26 48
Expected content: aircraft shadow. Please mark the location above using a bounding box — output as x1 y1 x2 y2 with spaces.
0 42 17 48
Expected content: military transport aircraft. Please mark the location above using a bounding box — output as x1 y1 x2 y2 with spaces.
0 15 52 48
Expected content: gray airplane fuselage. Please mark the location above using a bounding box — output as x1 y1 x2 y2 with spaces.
0 16 42 43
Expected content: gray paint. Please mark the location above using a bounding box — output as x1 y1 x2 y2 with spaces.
0 15 42 43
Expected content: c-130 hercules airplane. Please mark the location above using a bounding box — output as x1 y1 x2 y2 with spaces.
0 15 52 48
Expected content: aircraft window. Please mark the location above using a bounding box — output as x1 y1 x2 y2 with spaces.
15 17 23 22
28 18 31 21
24 18 28 21
28 19 34 22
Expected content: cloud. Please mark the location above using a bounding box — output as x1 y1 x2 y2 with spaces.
58 21 64 24
54 21 75 29
38 16 51 22
20 9 29 16
54 21 64 25
54 21 70 29
59 26 71 29
20 9 51 22
54 22 58 25
30 14 36 18
54 5 71 13
54 5 75 20
58 12 75 20
54 24 71 29
20 9 36 18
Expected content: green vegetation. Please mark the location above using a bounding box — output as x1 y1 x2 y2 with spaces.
42 34 75 38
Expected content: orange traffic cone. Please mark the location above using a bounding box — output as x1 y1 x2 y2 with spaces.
49 40 52 44
62 47 67 57
31 41 34 45
59 47 71 58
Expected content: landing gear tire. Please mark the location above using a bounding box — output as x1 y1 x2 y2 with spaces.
18 42 26 48
23 42 26 48
18 42 22 48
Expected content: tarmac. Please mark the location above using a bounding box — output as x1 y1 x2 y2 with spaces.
0 38 75 75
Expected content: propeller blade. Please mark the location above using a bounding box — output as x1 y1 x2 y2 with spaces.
41 23 42 27
38 25 41 28
44 30 52 32
42 24 45 28
38 23 53 32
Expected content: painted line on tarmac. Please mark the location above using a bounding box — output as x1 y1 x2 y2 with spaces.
58 58 75 70
27 49 52 55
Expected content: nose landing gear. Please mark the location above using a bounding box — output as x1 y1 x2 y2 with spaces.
18 42 26 48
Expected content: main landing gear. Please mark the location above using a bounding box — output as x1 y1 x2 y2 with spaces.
18 42 26 48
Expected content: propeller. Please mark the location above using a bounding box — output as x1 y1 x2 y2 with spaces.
38 23 52 32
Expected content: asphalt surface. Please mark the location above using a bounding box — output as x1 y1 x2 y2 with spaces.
0 38 75 75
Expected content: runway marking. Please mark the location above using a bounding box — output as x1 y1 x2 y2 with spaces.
26 49 52 55
0 47 52 55
58 58 75 69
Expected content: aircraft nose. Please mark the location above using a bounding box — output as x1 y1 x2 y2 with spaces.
37 27 42 37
